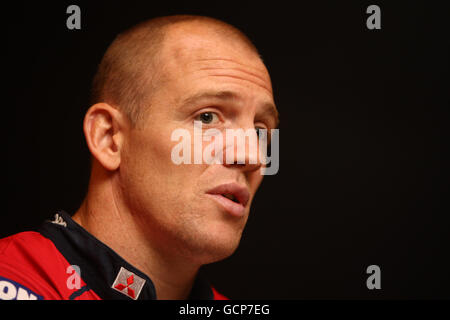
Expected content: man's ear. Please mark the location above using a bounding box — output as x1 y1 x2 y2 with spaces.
83 103 128 171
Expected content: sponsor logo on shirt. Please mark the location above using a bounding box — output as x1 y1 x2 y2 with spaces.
49 213 67 227
111 267 146 300
0 276 44 300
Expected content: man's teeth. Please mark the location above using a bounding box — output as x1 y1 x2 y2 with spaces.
223 193 238 203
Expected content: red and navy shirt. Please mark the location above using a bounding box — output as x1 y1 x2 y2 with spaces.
0 211 227 300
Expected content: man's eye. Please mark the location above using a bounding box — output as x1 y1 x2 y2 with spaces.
196 112 219 124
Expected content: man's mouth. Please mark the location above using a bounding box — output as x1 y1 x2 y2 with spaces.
222 193 239 203
206 183 250 217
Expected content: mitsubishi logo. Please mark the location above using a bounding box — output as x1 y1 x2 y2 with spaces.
115 274 135 298
111 267 146 300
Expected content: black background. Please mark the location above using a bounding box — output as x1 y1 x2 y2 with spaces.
5 1 449 299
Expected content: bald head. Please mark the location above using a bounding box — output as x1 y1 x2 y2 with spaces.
90 15 262 126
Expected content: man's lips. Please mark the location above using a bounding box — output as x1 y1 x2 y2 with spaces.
206 183 250 217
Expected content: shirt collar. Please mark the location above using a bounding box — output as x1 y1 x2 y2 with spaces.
39 210 214 300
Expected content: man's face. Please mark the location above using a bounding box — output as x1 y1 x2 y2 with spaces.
119 25 278 264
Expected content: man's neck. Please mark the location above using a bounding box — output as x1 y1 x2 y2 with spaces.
72 169 200 300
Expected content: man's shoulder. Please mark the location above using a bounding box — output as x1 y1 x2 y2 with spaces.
0 231 69 299
0 231 53 255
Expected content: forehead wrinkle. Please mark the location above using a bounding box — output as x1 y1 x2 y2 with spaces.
190 57 272 94
193 57 270 82
195 57 266 73
198 66 269 88
206 74 272 95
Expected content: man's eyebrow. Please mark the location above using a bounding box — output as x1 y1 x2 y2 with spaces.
181 90 239 106
181 90 279 127
258 102 280 128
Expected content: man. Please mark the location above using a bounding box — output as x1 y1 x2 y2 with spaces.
0 15 279 300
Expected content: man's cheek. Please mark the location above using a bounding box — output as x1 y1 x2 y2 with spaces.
251 170 264 187
143 135 175 167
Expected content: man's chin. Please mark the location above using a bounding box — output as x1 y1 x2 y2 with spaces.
196 246 239 265
185 234 242 265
